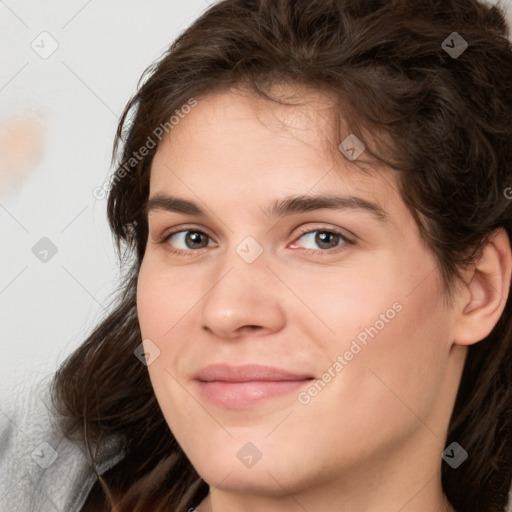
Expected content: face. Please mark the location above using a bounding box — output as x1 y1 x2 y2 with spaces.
136 87 462 505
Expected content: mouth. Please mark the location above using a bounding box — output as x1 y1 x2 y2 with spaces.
194 364 314 409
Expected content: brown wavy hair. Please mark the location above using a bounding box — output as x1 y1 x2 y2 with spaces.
51 0 512 510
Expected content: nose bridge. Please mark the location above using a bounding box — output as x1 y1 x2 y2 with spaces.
198 236 287 337
212 231 268 288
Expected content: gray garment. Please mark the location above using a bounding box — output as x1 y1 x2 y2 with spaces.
0 375 124 512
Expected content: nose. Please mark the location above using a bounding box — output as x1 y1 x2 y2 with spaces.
199 255 287 340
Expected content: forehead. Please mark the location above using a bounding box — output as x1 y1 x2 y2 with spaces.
149 87 402 219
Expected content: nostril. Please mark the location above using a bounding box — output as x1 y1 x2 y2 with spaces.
241 325 261 332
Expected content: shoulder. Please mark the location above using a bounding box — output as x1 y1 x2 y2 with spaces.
0 373 124 512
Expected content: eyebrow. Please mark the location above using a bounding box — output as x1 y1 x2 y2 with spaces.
145 193 388 221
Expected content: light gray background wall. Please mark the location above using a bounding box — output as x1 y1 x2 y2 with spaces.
1 0 511 405
0 0 215 403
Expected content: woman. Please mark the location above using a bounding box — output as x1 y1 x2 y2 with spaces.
2 0 512 510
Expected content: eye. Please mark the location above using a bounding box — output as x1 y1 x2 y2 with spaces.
157 226 353 257
290 228 352 253
159 229 216 255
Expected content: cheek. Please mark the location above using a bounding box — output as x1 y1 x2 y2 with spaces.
136 256 195 340
135 254 214 371
338 277 451 427
136 258 194 392
136 260 199 427
287 254 404 352
299 249 451 419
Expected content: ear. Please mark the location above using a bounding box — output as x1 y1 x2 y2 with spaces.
452 228 512 346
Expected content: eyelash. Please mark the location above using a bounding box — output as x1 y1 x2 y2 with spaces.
156 225 354 257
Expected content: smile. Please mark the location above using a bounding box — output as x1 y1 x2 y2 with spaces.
194 364 314 408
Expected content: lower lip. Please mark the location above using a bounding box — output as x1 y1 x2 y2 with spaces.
197 380 312 408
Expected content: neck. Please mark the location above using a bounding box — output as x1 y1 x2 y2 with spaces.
195 464 457 512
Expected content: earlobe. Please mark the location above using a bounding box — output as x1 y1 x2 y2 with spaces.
453 228 512 346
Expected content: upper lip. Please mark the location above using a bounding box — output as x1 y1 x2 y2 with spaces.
195 364 314 382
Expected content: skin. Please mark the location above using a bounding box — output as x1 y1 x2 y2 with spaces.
136 86 511 512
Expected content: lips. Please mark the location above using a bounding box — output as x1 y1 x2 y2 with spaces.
194 364 314 408
195 363 313 382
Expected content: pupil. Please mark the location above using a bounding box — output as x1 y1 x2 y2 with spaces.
316 232 338 249
186 231 206 248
